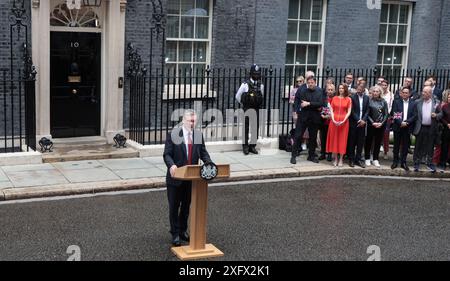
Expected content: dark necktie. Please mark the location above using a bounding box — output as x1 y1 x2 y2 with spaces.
187 132 193 165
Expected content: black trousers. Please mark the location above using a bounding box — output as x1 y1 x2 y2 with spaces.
393 128 411 164
244 108 259 147
440 127 450 166
292 117 319 158
320 124 329 155
413 125 435 166
167 181 191 236
365 125 385 161
347 125 366 162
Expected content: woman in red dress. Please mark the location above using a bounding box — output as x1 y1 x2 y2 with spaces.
326 84 352 167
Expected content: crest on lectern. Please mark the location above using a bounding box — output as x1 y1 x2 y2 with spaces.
200 162 218 180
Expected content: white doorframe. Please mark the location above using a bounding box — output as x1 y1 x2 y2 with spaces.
31 0 126 144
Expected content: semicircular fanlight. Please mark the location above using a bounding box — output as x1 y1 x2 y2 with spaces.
50 3 100 28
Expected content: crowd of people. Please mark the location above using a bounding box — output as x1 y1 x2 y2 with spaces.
289 72 450 173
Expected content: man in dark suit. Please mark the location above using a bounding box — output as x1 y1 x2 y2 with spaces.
391 87 416 171
427 75 443 102
394 77 419 101
291 76 325 164
347 84 369 168
163 110 212 246
412 86 440 173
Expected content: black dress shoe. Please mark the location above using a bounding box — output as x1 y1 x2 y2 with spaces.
391 163 398 170
172 235 181 247
401 163 409 171
318 154 326 160
179 232 190 242
358 161 366 168
249 146 258 154
307 156 319 163
243 146 249 155
349 161 354 167
290 157 297 164
326 154 332 162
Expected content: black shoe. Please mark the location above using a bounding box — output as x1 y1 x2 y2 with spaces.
318 154 326 160
290 157 297 164
243 145 249 155
426 164 436 173
358 160 366 168
349 161 354 168
249 146 258 154
326 154 332 162
179 232 190 242
414 164 419 172
307 156 319 163
401 163 409 171
172 235 181 247
391 163 398 170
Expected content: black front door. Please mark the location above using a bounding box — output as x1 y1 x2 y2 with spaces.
50 32 101 138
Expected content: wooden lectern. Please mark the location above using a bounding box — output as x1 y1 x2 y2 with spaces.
171 164 230 260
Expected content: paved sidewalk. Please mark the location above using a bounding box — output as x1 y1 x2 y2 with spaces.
0 149 449 200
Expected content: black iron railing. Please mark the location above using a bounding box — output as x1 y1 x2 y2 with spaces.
125 62 450 145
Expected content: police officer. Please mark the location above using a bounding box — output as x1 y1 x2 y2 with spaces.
236 64 264 155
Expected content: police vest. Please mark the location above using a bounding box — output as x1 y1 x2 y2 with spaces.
241 81 263 109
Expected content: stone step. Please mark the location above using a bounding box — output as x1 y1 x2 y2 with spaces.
42 144 139 163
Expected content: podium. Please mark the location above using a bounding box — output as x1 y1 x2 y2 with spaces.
171 164 230 260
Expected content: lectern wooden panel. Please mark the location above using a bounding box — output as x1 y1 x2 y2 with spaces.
170 164 230 260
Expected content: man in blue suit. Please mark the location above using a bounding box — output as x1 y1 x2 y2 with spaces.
427 75 443 102
163 110 212 246
391 87 416 171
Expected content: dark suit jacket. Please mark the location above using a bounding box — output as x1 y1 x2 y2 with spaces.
294 86 325 125
350 94 370 126
433 87 443 102
163 127 212 187
391 99 416 133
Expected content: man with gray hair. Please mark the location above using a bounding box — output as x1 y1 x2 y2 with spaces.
163 109 212 246
412 86 440 173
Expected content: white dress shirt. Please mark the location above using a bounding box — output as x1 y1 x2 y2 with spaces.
235 78 264 104
402 99 409 121
182 126 193 159
422 100 432 125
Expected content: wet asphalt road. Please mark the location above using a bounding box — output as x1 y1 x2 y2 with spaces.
0 177 448 261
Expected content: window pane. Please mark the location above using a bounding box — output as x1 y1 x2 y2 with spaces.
166 63 176 76
195 17 209 39
286 44 295 64
179 63 192 77
383 46 393 65
195 0 209 16
300 0 312 20
380 4 388 22
298 21 310 41
288 0 299 19
181 0 195 15
310 22 321 41
311 0 322 20
397 25 407 44
166 41 177 62
193 42 207 62
181 16 194 38
393 47 403 65
377 46 383 64
179 42 192 62
167 0 179 14
387 24 397 44
379 24 387 43
389 4 399 23
399 5 408 24
295 45 307 64
167 16 179 38
307 45 318 64
287 20 298 41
